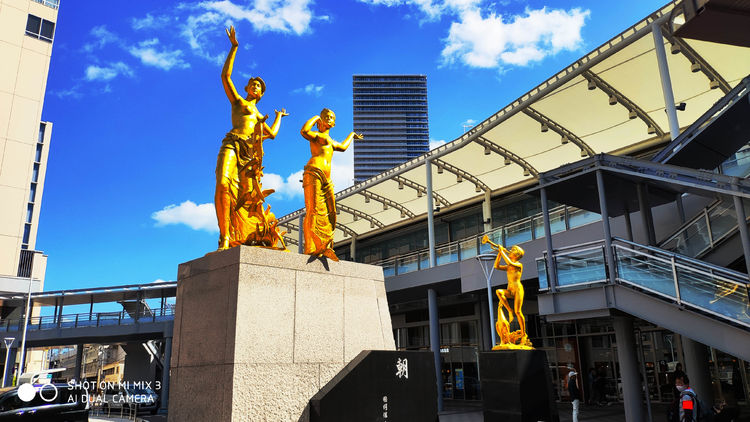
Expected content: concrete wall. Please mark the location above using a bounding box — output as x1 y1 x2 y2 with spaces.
0 0 56 281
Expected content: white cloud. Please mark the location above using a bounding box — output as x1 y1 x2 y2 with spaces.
442 7 590 69
292 83 324 96
129 38 190 70
152 278 169 283
357 0 478 20
332 147 355 190
132 13 172 30
200 0 317 35
82 25 119 52
84 62 134 81
429 139 446 150
180 11 225 64
262 169 304 199
152 200 218 232
53 84 82 99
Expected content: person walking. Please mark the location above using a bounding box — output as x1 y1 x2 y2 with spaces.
675 373 698 422
568 366 581 422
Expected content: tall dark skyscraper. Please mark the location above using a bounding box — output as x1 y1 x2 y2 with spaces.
352 75 429 183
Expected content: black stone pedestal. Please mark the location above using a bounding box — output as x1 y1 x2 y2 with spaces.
309 350 437 422
479 350 559 422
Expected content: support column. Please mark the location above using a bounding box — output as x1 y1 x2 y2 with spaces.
681 337 713 405
3 348 16 387
426 160 436 268
596 170 617 283
652 23 681 140
349 235 357 262
637 184 656 246
482 190 492 232
732 194 750 276
160 336 172 413
478 296 492 351
74 345 83 381
623 207 634 242
676 194 686 224
428 289 443 412
540 187 557 291
297 214 304 254
613 316 645 422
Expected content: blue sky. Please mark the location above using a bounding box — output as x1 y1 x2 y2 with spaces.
38 0 666 291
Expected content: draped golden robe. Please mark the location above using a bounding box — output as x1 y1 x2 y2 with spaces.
302 165 336 254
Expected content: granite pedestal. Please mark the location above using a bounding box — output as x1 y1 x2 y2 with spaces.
167 246 395 422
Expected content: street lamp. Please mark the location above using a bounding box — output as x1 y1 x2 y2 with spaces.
2 337 15 388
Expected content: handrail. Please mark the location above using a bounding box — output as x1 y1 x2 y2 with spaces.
372 204 569 267
659 200 722 248
0 307 175 332
613 237 749 282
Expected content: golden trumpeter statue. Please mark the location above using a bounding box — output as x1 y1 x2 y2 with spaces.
482 235 533 350
300 109 362 261
215 26 287 250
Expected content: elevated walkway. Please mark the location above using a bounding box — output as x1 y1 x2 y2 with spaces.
538 238 750 361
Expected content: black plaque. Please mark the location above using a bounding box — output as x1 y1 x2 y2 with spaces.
479 350 559 422
309 350 437 422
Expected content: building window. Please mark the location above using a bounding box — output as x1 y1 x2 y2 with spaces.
25 14 55 42
22 223 31 246
31 0 60 10
39 123 46 143
29 183 37 203
26 204 34 223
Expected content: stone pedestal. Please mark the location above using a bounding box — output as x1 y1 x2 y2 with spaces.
167 246 395 422
479 350 559 422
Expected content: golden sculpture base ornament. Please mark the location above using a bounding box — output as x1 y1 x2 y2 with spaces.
214 26 288 251
300 109 362 261
482 235 533 350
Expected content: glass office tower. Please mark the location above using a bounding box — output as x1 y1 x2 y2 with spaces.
352 75 429 183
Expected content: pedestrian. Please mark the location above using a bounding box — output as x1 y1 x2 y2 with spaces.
672 362 686 398
567 365 581 422
675 373 697 422
587 367 597 405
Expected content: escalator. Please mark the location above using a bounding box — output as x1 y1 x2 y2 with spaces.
538 237 750 360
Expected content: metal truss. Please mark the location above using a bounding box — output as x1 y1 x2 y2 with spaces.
582 70 666 137
522 107 596 156
359 191 415 218
432 158 490 192
475 137 539 178
392 176 451 207
337 204 385 228
660 25 731 94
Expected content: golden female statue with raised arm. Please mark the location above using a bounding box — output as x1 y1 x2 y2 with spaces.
482 235 533 350
215 26 288 250
300 109 363 261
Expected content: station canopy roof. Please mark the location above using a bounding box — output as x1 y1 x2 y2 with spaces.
277 0 750 247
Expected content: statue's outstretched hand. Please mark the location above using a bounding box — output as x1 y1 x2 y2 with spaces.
226 26 238 47
354 133 364 140
275 109 289 117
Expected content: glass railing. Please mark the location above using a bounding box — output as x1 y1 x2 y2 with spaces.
536 242 608 291
373 205 600 276
613 243 749 328
1 307 175 332
538 237 750 328
660 200 750 258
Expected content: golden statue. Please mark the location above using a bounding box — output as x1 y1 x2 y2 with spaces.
482 235 533 350
215 26 288 250
300 109 362 261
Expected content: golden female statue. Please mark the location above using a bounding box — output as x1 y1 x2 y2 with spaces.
300 109 362 261
482 235 533 350
215 26 288 250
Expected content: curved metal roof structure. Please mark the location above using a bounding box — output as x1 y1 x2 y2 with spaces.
277 1 750 246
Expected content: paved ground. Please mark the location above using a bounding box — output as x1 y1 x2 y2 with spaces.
439 401 750 422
